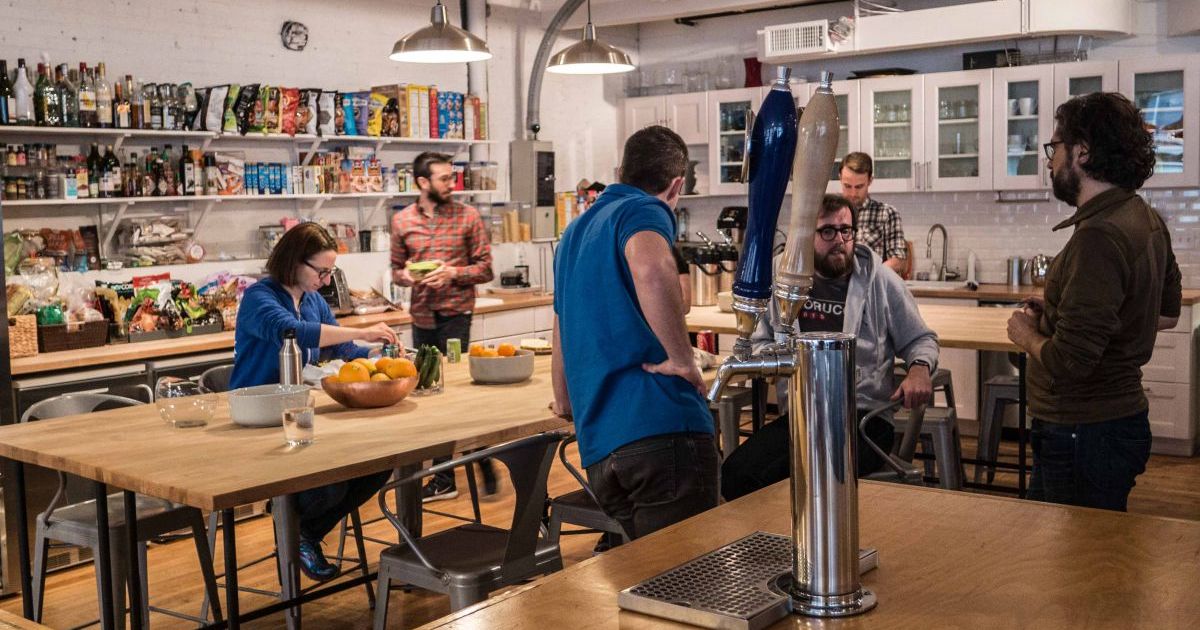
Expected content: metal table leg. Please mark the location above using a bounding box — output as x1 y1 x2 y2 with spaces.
13 462 33 619
272 496 302 630
93 482 116 630
222 508 240 630
1018 353 1028 499
124 490 143 630
396 464 423 538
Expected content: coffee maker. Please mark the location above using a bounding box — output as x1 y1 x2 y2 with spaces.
717 206 747 244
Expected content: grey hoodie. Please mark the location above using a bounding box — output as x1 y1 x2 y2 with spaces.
752 243 939 415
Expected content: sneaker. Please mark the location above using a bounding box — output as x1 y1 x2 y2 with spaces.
421 479 458 503
297 539 337 582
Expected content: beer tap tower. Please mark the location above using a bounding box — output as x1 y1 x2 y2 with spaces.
708 68 876 617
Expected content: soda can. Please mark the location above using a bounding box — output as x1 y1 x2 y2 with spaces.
381 343 399 359
696 330 716 354
446 338 462 363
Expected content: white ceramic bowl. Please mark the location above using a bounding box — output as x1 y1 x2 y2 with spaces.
468 349 535 384
228 384 311 427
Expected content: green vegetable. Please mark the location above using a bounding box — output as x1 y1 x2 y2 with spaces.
416 344 442 389
426 347 441 387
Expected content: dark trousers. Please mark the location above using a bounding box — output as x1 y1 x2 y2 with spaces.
296 470 393 542
720 412 894 502
585 432 719 540
1029 410 1151 512
413 313 491 489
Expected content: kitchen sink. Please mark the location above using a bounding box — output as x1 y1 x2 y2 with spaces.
904 280 969 292
474 297 505 308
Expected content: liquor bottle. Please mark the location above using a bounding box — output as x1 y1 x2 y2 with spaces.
160 84 176 130
13 59 35 124
102 145 121 198
127 77 143 129
181 145 197 195
86 143 102 198
148 83 163 130
113 81 130 129
77 63 97 128
142 149 157 196
139 82 152 130
56 64 79 128
0 60 13 125
204 154 220 195
34 63 62 126
158 145 174 196
75 156 90 199
95 63 113 128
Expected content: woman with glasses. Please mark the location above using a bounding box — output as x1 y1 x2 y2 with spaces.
230 222 398 581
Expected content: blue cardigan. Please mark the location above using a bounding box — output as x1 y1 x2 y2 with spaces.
229 277 369 389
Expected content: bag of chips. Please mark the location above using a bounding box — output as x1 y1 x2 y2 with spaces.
318 91 336 136
299 89 321 136
280 88 300 136
222 84 241 134
367 93 388 137
339 93 358 136
353 92 370 136
233 84 259 135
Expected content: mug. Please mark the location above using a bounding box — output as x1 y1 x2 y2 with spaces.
1008 98 1019 116
1019 97 1035 116
1008 134 1024 152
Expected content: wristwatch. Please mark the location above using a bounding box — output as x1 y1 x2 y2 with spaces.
908 359 932 371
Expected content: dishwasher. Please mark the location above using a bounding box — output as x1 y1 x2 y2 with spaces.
2 362 152 593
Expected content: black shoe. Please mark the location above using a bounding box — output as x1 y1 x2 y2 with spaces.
422 479 458 503
297 539 337 582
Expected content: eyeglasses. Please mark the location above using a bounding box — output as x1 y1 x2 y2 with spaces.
304 261 337 280
816 225 855 242
1043 140 1066 160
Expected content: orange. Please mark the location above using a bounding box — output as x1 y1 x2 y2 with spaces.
468 344 485 357
353 357 377 374
480 348 499 358
339 361 371 383
375 357 394 373
496 343 517 357
386 358 418 379
371 372 391 382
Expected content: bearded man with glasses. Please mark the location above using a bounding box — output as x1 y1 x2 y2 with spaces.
721 194 939 500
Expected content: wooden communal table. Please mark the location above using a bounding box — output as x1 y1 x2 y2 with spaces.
0 356 568 629
422 481 1200 629
687 304 1030 495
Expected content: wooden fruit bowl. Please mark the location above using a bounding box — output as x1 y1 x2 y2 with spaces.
320 375 419 408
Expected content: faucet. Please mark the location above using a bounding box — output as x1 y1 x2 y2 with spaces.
926 224 948 281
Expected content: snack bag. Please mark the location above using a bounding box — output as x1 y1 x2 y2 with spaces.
367 93 388 137
222 84 241 134
280 88 300 136
318 91 336 136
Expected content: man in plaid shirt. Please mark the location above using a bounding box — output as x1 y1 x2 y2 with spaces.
839 152 908 275
392 151 495 500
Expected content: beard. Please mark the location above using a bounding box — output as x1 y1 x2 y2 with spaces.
426 187 453 205
815 242 855 278
1051 160 1081 207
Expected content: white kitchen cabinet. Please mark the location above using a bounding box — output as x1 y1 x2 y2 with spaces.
707 87 763 196
1053 60 1118 111
533 305 554 333
621 92 709 146
859 75 924 193
922 69 993 191
808 80 861 193
992 65 1053 190
1142 305 1198 455
1118 55 1200 188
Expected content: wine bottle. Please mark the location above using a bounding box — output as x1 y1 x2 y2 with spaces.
0 60 14 125
95 62 113 128
77 63 97 128
13 59 35 125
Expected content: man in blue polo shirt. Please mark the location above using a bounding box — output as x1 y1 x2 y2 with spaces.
551 126 718 541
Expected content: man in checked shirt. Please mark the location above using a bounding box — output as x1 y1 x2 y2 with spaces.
839 152 909 275
392 151 495 501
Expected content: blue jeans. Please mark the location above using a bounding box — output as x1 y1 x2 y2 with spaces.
296 470 393 541
585 432 719 540
1028 410 1151 512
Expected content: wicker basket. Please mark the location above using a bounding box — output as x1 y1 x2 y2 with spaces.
37 320 110 353
8 315 38 359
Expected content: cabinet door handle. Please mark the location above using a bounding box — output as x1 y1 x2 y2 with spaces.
912 161 921 191
926 160 933 189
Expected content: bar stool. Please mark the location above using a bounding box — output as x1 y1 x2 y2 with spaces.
891 365 956 462
710 386 756 459
546 436 629 547
974 374 1021 483
892 406 965 490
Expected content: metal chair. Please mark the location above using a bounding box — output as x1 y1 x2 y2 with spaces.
710 386 755 460
198 364 234 393
893 406 965 490
373 431 568 627
23 393 222 630
860 401 924 485
105 383 154 404
546 435 629 547
975 374 1021 483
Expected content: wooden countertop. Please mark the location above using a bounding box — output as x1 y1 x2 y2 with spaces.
422 481 1200 629
10 293 553 376
687 303 1019 352
909 283 1200 305
0 356 567 511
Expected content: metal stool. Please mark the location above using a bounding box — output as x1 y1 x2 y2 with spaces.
893 406 965 490
546 436 628 547
710 386 755 460
975 374 1021 483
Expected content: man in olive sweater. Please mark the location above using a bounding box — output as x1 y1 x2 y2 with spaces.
1007 92 1182 512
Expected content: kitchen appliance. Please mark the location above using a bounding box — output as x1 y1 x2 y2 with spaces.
717 206 748 244
317 267 354 315
675 207 690 242
1029 254 1052 287
689 248 721 307
501 266 530 288
1007 256 1025 288
510 140 557 240
717 244 738 293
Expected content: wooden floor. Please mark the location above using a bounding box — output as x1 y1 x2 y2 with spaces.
3 423 1198 629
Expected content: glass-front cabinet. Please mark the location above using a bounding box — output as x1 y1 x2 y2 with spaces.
1119 55 1199 188
1053 60 1117 111
809 80 861 193
923 69 993 191
707 87 763 195
859 75 923 193
993 65 1053 190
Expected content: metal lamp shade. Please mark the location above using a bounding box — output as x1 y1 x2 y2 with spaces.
546 23 634 75
390 2 492 63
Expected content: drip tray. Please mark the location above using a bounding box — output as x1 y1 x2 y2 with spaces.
617 531 877 630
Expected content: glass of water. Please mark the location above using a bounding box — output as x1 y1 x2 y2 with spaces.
155 377 216 428
283 396 317 446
